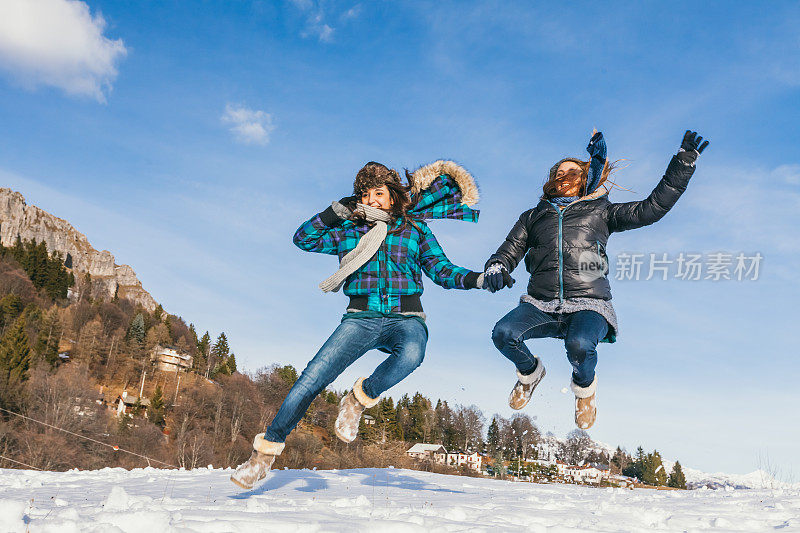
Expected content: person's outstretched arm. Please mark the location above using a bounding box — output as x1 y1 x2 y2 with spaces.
292 197 355 254
417 222 482 290
607 130 709 233
479 209 541 292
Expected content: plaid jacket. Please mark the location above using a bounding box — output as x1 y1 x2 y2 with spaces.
293 172 479 313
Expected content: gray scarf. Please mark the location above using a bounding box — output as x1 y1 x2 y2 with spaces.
319 204 393 292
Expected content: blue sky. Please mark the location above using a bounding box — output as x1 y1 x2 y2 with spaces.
1 1 798 477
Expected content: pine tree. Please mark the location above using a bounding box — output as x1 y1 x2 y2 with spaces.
34 308 61 366
435 400 454 449
188 324 199 351
148 385 166 427
487 417 500 454
128 313 146 347
194 331 210 373
492 450 506 479
376 397 402 442
611 446 631 474
668 460 687 489
623 446 646 481
211 333 229 359
651 450 668 486
1 294 23 324
9 235 24 263
226 353 237 374
276 365 298 386
0 316 32 383
640 450 667 486
208 333 229 377
407 392 431 443
358 403 377 442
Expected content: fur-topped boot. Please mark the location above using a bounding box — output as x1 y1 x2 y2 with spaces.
335 377 380 443
508 358 546 410
572 377 597 430
230 434 285 489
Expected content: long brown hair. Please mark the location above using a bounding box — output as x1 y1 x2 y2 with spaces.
352 162 419 234
542 158 623 199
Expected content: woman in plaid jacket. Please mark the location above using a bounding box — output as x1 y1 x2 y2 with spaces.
232 161 483 489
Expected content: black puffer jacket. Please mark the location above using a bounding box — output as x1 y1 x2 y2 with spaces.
487 155 695 301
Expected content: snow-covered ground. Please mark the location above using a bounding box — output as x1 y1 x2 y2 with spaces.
2 466 799 532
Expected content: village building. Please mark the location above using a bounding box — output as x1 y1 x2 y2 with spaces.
446 450 482 472
115 391 151 417
406 443 448 465
152 344 193 372
563 464 611 484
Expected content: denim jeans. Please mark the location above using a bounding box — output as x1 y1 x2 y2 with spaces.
491 302 608 388
264 316 428 443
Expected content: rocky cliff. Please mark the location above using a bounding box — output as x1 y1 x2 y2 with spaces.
0 188 157 311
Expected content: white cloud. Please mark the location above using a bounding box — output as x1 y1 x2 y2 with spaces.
771 164 800 185
0 0 127 103
685 163 800 255
221 104 275 146
289 0 362 43
301 11 334 43
341 5 361 20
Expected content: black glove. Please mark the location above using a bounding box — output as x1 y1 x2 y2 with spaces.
338 196 358 212
464 271 482 289
320 196 358 226
677 130 709 165
483 263 515 293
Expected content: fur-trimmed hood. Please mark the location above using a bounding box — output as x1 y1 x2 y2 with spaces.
408 160 480 223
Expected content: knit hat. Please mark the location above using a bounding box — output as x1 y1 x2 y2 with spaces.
353 162 402 197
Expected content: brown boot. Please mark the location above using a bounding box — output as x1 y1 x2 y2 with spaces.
508 358 546 410
335 377 380 443
230 434 285 489
571 377 597 430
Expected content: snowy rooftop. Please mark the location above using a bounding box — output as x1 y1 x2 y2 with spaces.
406 443 447 454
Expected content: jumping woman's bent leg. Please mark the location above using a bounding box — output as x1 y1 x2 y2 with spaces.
492 302 561 375
563 310 608 387
362 317 428 399
264 318 378 442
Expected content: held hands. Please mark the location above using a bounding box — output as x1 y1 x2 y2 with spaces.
482 263 515 292
677 130 709 165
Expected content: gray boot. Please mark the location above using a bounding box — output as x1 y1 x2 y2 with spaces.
508 358 546 410
334 377 380 443
230 434 285 489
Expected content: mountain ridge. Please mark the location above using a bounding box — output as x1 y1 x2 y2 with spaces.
0 187 157 311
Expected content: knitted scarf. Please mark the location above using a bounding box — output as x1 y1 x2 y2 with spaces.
549 195 581 207
319 204 392 293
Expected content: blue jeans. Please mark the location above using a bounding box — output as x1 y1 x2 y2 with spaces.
491 303 608 388
264 316 428 443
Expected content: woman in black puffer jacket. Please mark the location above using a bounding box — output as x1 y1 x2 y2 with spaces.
483 130 709 429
